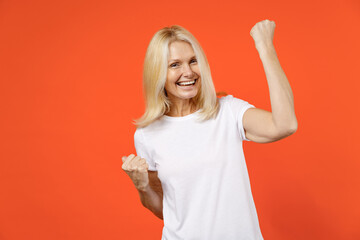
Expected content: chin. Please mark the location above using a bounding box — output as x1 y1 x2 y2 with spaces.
178 90 198 99
167 90 198 102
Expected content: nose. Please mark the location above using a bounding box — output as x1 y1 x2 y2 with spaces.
182 63 195 78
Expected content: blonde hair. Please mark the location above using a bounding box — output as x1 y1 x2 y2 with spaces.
133 25 222 128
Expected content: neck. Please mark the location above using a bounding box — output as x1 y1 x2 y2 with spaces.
166 98 197 117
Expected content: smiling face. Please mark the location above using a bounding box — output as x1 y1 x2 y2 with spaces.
165 41 201 105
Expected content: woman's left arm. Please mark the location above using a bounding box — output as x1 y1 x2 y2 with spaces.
243 20 298 143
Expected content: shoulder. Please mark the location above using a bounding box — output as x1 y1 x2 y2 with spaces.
218 94 233 108
219 94 250 108
218 94 255 121
134 120 158 138
134 127 144 143
134 123 161 145
219 94 234 102
220 94 249 102
134 127 153 153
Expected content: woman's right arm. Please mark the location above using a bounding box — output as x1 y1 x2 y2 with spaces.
137 171 163 220
122 154 163 220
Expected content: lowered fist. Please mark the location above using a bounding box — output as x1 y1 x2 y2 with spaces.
122 154 150 191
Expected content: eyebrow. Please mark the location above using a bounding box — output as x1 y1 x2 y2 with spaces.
168 56 197 62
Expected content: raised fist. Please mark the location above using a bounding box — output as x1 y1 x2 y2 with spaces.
250 19 276 49
122 154 150 191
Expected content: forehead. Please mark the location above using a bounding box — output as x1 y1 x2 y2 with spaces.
168 41 195 60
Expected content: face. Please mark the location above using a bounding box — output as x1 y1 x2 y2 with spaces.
164 41 200 103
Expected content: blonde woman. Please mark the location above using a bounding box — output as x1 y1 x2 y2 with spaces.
122 20 297 239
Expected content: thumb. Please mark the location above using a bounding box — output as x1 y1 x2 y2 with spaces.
121 156 127 163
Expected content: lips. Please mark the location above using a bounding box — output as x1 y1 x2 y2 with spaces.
176 78 198 85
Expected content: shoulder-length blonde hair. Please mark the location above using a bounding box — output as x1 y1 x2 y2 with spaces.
133 25 223 128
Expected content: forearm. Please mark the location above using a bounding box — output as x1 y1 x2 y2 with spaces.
137 185 163 220
258 43 298 132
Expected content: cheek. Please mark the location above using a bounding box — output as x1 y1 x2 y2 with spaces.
167 70 180 83
165 74 176 89
193 66 201 76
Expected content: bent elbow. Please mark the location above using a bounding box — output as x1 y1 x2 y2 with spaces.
283 119 298 135
289 121 298 134
276 124 297 139
155 211 163 220
283 125 298 137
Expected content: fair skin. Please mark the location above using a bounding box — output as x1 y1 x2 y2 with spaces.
122 19 298 220
243 19 297 143
164 41 200 117
164 22 297 141
121 155 163 219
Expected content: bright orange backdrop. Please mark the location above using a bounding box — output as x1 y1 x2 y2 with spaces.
1 0 359 239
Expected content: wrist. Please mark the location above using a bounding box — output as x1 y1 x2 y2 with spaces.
137 184 152 193
257 44 277 61
256 42 275 54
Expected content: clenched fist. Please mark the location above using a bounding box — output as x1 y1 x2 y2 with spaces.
250 19 276 50
122 154 150 191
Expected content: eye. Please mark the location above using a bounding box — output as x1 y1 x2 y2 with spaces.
170 62 179 68
190 58 197 64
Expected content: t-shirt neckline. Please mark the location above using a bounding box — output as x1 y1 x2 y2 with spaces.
162 109 201 121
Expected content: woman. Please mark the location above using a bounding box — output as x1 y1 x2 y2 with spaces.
122 20 297 239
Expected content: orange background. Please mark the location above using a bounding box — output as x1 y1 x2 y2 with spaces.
1 0 359 239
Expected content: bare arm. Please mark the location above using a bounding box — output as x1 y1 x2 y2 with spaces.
137 171 163 220
244 20 298 143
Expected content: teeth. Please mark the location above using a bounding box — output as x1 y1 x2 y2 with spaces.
177 80 196 86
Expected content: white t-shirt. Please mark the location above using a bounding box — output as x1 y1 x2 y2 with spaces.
134 95 264 240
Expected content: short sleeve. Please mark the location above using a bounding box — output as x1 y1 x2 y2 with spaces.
223 94 256 141
134 128 157 171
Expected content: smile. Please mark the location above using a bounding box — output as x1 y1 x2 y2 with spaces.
176 78 197 86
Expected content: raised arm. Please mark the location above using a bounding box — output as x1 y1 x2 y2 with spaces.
243 20 298 143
